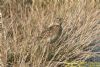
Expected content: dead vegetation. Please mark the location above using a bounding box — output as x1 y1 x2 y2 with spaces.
0 0 100 67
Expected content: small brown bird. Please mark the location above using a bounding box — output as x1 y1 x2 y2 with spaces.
38 18 63 44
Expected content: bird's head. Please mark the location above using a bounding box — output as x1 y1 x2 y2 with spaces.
49 18 63 27
55 17 63 25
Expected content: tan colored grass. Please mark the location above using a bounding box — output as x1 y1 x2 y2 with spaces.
0 0 100 67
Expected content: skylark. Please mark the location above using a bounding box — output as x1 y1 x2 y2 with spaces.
38 18 63 44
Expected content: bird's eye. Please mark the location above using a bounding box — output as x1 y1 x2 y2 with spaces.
56 18 62 21
57 18 60 20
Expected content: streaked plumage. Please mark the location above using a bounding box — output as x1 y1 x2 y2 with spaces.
38 18 62 43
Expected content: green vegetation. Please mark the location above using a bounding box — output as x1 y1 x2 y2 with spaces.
65 62 100 67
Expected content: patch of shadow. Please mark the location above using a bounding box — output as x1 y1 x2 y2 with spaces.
85 56 100 62
92 46 100 52
83 38 100 51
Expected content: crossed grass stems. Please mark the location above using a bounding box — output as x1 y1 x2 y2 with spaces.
0 0 100 67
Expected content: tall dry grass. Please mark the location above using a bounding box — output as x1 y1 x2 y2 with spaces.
0 0 100 67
